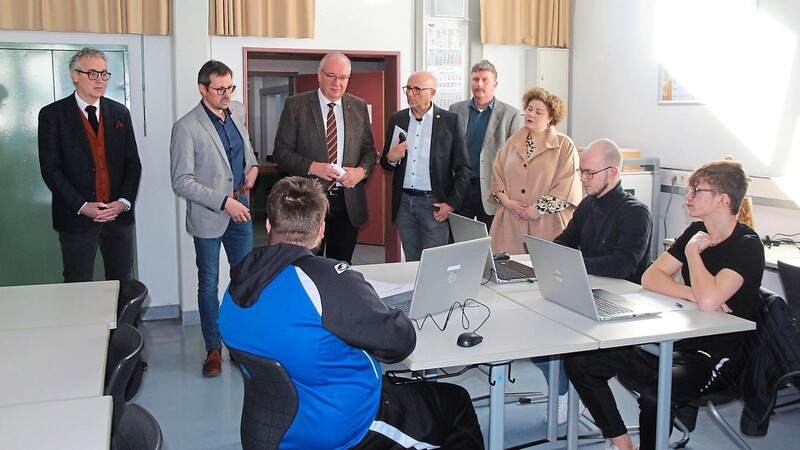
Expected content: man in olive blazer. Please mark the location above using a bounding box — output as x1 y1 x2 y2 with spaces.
273 52 376 264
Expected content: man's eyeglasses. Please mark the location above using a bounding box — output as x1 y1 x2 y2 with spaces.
402 86 434 95
320 70 350 82
687 187 720 198
206 85 237 95
74 69 111 81
576 166 612 180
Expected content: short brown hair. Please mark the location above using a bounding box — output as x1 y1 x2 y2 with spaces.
522 87 566 126
266 177 328 246
687 160 749 215
471 60 497 78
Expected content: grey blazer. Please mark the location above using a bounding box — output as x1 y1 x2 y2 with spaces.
170 101 258 238
272 90 377 227
449 98 523 214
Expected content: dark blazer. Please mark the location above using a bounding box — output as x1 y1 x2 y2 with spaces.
379 105 471 222
38 93 142 233
273 90 377 227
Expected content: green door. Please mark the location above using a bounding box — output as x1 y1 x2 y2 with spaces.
0 43 129 286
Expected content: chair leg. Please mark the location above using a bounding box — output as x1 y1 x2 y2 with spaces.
671 417 690 449
705 401 751 450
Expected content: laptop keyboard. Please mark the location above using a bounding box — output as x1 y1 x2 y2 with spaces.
495 263 529 280
593 295 632 316
391 300 412 314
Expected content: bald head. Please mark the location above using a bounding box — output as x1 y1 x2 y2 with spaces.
405 71 437 117
580 138 623 197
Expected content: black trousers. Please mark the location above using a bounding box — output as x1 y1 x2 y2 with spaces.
353 377 485 449
319 190 359 264
58 221 134 282
564 345 740 450
454 181 493 231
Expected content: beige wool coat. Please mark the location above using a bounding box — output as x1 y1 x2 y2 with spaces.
489 127 582 254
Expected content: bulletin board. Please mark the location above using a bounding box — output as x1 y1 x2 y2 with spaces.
423 18 468 110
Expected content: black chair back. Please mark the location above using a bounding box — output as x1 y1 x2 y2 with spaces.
105 323 144 433
777 259 800 320
228 347 299 450
112 403 163 450
118 279 148 327
117 279 148 401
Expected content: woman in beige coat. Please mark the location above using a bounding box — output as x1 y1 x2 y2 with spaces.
489 87 581 254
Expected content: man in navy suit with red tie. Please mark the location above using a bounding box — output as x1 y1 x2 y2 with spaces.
38 47 142 283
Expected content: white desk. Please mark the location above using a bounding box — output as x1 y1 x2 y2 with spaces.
0 323 110 407
0 280 119 330
0 395 112 449
358 262 598 450
501 278 755 450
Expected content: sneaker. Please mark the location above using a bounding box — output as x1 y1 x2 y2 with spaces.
544 393 586 424
603 444 621 450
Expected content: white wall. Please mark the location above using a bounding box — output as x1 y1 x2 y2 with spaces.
570 0 800 177
568 0 800 292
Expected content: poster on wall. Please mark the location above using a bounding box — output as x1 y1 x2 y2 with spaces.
424 19 468 110
659 66 701 104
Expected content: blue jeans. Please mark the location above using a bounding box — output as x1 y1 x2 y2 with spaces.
532 356 569 396
193 201 253 351
396 193 450 262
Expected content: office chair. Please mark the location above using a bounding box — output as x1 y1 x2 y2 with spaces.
112 403 163 450
228 347 299 450
118 279 148 327
777 259 800 321
769 262 800 412
117 279 148 401
105 323 144 433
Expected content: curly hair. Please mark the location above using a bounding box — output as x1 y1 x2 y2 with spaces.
522 87 566 126
69 48 106 72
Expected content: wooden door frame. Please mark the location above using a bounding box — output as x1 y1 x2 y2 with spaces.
242 48 402 262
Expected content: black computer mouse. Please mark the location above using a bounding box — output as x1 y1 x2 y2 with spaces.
457 332 483 347
493 252 510 261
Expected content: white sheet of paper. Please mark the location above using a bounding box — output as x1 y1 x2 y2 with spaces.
367 279 414 299
623 291 698 313
390 125 407 148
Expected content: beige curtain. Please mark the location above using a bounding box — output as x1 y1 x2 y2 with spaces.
480 0 570 48
209 0 314 38
0 0 170 35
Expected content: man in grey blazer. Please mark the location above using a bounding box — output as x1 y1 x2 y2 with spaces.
273 52 376 264
170 60 258 377
450 60 523 229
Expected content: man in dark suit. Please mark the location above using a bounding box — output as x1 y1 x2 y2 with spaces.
450 60 523 229
380 71 471 261
273 52 376 264
38 47 142 283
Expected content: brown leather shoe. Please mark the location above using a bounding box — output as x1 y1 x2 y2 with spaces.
202 348 223 377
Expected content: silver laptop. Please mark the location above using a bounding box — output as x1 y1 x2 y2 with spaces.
448 213 535 283
524 235 660 321
382 236 490 319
